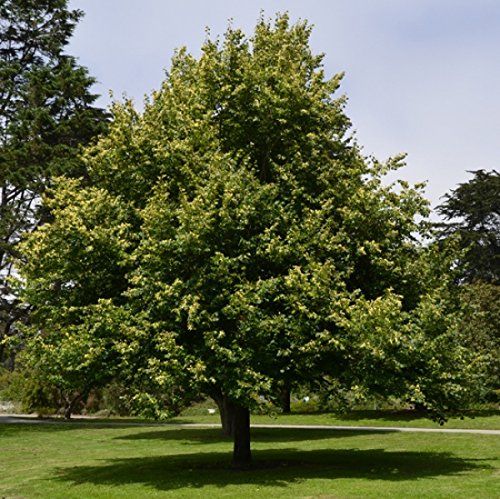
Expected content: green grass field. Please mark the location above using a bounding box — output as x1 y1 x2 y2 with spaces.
173 407 500 430
1 411 499 498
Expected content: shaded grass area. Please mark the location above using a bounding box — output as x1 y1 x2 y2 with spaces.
0 421 499 498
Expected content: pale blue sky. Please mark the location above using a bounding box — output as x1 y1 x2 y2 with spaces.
67 0 500 210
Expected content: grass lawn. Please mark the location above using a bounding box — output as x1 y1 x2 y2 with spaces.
173 407 500 430
0 413 499 498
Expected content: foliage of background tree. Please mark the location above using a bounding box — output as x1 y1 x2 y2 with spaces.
0 0 108 362
18 14 475 466
455 281 499 405
437 170 499 401
437 169 499 284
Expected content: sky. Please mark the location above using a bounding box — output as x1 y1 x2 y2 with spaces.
67 0 500 212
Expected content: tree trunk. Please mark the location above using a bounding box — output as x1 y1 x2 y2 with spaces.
211 391 252 466
63 403 73 419
280 379 291 414
231 403 251 468
212 391 234 437
62 392 84 419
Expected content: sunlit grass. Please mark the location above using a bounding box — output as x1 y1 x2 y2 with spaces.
1 413 499 498
170 407 500 430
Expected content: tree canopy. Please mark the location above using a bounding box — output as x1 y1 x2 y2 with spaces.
18 14 474 467
0 0 108 360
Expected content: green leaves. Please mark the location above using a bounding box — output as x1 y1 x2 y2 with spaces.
18 178 134 315
17 13 476 419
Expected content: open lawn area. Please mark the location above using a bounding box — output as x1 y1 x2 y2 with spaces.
175 408 500 430
1 412 499 498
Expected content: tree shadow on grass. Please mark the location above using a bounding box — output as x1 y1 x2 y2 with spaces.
0 420 84 438
116 427 389 445
53 447 490 493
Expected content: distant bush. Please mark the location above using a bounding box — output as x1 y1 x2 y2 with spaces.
0 367 26 402
83 382 132 416
0 366 9 395
180 398 219 416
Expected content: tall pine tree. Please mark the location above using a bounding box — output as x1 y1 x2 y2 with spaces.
0 0 108 360
437 169 499 284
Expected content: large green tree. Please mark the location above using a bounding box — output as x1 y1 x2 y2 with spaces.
18 14 474 466
0 0 108 359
